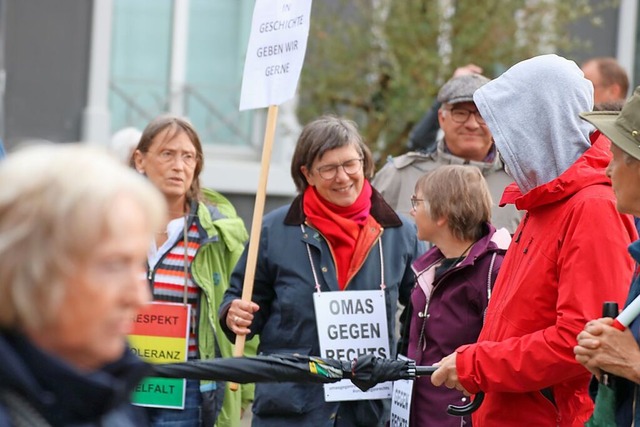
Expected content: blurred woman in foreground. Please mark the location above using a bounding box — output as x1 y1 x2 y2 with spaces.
0 144 165 426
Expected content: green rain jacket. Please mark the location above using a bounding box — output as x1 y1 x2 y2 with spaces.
193 189 257 427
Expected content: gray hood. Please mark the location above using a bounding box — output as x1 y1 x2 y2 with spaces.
473 54 594 193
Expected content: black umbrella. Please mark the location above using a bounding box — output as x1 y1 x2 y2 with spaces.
151 354 483 416
349 356 484 416
151 353 346 385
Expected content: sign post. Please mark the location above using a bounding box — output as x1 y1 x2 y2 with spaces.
231 0 312 390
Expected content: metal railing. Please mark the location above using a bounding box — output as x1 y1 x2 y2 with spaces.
109 81 253 146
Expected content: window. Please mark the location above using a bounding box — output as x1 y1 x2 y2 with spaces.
110 0 257 147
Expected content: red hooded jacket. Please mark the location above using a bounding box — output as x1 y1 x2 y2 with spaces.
456 132 638 426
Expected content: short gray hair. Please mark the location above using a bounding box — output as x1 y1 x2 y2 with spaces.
290 115 374 193
0 144 166 330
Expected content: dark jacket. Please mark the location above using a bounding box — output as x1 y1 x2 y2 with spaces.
0 332 150 427
220 188 424 427
406 224 509 427
614 239 640 426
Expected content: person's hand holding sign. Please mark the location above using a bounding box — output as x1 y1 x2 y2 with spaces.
226 299 260 336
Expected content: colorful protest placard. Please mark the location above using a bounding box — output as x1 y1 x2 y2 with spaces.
129 302 190 409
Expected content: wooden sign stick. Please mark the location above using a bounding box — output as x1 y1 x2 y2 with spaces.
229 104 279 391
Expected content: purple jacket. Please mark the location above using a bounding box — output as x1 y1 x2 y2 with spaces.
406 223 510 427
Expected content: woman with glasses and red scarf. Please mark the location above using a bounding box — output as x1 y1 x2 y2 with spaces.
220 115 424 427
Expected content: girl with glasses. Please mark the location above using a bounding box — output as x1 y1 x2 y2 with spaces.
406 165 510 427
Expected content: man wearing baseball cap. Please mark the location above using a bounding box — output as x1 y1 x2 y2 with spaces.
575 86 640 426
372 74 522 234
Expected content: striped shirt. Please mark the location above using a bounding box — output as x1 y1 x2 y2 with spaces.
149 217 202 360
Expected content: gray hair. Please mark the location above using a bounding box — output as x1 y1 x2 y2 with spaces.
290 115 374 193
0 144 166 330
133 114 204 202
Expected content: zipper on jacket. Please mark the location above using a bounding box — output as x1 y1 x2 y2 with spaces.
412 259 440 353
416 259 467 351
523 237 534 255
195 222 231 359
305 222 338 286
190 237 220 351
345 227 384 288
514 212 529 243
633 385 637 427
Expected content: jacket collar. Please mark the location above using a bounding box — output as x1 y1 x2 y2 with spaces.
195 195 249 252
436 139 503 175
501 131 612 211
0 332 151 425
411 223 509 274
284 186 403 228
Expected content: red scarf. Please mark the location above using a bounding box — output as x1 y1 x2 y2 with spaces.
303 181 373 289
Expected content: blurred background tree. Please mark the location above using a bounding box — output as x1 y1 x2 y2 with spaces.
297 0 619 169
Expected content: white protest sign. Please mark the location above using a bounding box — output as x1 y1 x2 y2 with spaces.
314 290 391 401
390 355 414 427
239 0 312 111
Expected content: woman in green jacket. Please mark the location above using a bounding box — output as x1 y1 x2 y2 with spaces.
132 114 256 427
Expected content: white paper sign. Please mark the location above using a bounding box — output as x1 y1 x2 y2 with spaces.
313 290 391 401
390 355 414 427
239 0 312 111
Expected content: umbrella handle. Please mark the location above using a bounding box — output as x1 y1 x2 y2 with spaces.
600 301 619 387
446 391 484 416
415 365 484 416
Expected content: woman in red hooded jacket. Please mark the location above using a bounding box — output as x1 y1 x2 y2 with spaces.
431 54 637 426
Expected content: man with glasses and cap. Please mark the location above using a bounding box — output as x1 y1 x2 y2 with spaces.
575 86 640 426
372 74 522 235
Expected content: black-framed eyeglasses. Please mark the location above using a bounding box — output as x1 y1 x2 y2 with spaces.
410 196 424 211
315 158 364 180
446 107 486 125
